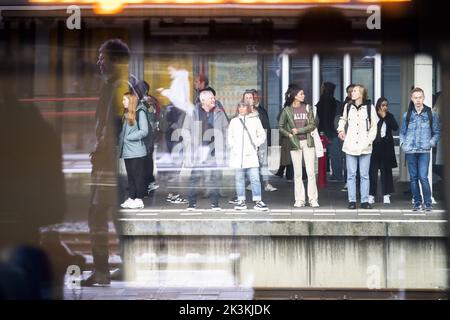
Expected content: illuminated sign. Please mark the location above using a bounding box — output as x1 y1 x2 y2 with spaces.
29 0 411 15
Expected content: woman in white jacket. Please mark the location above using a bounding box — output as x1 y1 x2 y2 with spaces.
337 85 378 210
228 102 269 211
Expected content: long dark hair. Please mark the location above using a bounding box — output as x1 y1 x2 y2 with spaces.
375 97 388 112
284 84 299 107
285 87 307 107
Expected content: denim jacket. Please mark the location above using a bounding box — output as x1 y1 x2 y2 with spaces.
399 104 441 154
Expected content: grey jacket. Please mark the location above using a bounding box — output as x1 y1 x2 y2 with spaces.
181 106 229 168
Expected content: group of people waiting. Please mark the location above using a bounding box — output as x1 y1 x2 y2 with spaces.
117 76 441 212
84 38 442 288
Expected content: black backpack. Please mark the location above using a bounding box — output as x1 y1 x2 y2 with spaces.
344 100 372 131
405 103 434 135
136 107 154 153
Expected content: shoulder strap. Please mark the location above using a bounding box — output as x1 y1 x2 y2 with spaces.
239 118 257 150
427 107 434 135
136 108 147 130
406 107 413 127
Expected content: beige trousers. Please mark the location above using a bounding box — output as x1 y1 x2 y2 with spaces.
290 140 318 203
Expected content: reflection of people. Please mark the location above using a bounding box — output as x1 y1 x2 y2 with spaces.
368 98 398 205
278 87 319 208
337 85 378 210
0 93 67 298
118 92 149 209
158 67 194 114
316 82 343 181
83 38 132 286
182 90 229 211
157 67 192 205
228 102 269 211
400 87 441 212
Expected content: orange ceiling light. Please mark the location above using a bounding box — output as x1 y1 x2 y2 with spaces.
29 0 412 15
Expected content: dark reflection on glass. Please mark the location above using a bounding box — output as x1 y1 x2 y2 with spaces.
0 1 448 300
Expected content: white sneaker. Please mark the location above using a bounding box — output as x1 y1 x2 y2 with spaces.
310 200 320 208
128 198 144 209
120 198 134 208
383 195 391 204
254 201 269 211
264 184 277 192
294 201 305 208
368 195 375 204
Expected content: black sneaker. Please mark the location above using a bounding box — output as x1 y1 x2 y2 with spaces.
186 203 196 211
360 202 372 209
348 202 357 210
254 201 269 212
229 197 240 205
423 205 433 212
211 204 222 211
412 204 422 211
166 193 180 202
234 200 247 210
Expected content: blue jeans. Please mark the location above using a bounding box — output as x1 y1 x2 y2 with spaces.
235 167 262 202
405 153 431 207
346 154 371 203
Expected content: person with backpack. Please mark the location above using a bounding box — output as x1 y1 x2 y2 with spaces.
400 87 441 212
228 102 269 211
118 92 149 209
132 80 160 196
368 98 398 205
337 84 378 210
278 87 319 208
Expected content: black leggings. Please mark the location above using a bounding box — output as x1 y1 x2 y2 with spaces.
124 157 146 199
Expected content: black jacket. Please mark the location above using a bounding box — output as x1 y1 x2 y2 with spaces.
255 104 271 146
372 112 399 168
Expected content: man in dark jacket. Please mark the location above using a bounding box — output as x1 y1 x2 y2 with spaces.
316 82 342 181
83 38 134 286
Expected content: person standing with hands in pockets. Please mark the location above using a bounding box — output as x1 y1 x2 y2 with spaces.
337 85 378 210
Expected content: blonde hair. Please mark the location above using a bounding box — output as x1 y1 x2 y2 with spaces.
353 85 368 102
410 87 425 97
124 92 139 126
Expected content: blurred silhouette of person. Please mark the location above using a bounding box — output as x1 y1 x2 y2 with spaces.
82 38 134 286
194 74 228 121
316 82 343 181
0 54 77 297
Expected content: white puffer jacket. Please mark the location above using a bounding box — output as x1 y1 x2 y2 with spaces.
228 114 266 169
337 102 378 156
